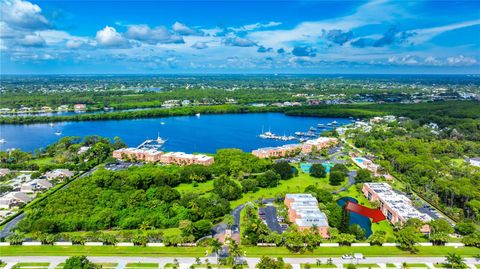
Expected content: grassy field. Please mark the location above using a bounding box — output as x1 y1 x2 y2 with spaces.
175 180 214 195
1 246 479 257
231 169 336 208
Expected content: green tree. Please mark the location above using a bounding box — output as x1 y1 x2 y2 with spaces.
272 161 294 180
63 256 99 269
396 226 420 253
309 163 326 178
444 253 467 269
355 168 372 183
329 171 345 186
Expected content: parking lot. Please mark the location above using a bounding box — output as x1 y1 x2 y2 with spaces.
259 204 287 234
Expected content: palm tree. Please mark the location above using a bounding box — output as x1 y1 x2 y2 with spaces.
228 240 242 264
445 253 467 269
210 239 222 263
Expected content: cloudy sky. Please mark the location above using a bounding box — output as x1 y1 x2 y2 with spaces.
1 0 479 74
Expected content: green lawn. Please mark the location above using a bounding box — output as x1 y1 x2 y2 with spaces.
1 246 479 257
125 263 159 267
404 264 428 268
28 157 56 166
14 263 50 266
386 264 396 268
231 170 336 208
175 180 214 195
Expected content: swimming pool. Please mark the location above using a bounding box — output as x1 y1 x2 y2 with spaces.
300 162 334 173
355 157 366 164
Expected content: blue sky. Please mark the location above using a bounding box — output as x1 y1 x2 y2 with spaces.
1 0 479 74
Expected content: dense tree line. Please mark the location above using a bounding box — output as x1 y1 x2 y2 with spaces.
350 118 480 222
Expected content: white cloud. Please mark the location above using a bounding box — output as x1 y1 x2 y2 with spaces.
125 24 184 44
96 26 130 48
229 21 282 32
191 41 208 49
446 55 477 66
18 34 45 47
0 0 49 30
172 22 204 36
407 19 480 44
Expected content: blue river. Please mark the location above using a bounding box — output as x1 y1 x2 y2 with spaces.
0 113 351 153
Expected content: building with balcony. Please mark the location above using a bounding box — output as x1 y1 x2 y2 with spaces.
284 193 329 238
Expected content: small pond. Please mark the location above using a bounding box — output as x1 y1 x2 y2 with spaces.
337 196 373 237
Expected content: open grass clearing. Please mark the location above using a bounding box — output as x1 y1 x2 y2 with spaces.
343 264 380 268
231 171 336 208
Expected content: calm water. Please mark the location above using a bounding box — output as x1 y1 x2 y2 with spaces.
337 196 373 237
0 113 350 153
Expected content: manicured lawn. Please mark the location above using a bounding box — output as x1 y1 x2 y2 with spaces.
231 171 335 208
386 264 396 268
1 246 479 257
28 157 56 166
405 264 428 268
175 180 214 195
15 263 50 266
125 263 158 267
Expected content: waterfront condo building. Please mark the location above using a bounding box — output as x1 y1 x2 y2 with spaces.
159 152 214 166
252 137 338 159
284 193 330 238
362 182 432 227
112 148 214 166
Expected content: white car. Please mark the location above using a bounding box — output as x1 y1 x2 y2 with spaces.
342 254 353 259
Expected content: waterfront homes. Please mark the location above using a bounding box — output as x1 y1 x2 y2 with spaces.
45 169 74 180
252 137 338 159
73 104 86 111
112 148 214 166
362 182 432 227
112 148 163 162
160 152 214 166
284 193 330 238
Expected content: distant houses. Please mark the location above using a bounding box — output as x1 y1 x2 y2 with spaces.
73 104 86 111
0 192 33 209
45 169 74 180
